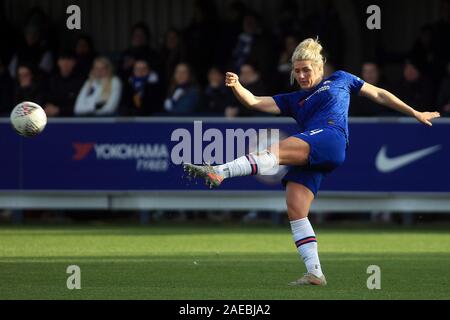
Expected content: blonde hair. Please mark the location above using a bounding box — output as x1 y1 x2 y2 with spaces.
89 57 114 101
290 37 325 85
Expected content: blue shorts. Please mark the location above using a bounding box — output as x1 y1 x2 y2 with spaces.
281 126 347 197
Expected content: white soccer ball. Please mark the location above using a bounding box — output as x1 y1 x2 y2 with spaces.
10 101 47 137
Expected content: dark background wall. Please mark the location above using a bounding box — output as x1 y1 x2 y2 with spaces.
2 0 442 73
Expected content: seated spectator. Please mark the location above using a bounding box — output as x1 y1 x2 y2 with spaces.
160 28 187 88
73 34 97 79
118 22 160 81
410 25 435 79
275 34 298 92
273 0 302 42
240 62 268 94
226 62 268 117
9 24 53 78
437 62 450 116
163 63 200 115
74 57 122 116
120 58 163 116
0 57 13 116
44 51 84 117
13 63 45 106
215 1 248 72
200 66 236 116
350 61 387 116
183 0 220 86
230 13 274 79
24 6 56 50
392 58 435 114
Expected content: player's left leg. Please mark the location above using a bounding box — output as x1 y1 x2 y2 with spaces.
285 181 327 286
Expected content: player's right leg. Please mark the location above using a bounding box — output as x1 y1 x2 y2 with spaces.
183 163 225 188
269 136 310 166
183 136 310 188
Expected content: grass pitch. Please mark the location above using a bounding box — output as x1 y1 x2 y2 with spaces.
0 225 449 300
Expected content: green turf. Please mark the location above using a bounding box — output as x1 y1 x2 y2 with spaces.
0 225 449 299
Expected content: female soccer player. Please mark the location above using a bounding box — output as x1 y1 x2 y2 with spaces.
184 38 440 286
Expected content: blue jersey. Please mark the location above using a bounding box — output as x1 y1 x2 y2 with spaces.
273 70 365 140
273 71 365 196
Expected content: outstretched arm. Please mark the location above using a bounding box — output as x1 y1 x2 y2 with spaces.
359 82 440 126
225 72 280 115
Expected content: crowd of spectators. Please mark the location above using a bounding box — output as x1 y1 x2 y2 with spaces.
0 0 449 118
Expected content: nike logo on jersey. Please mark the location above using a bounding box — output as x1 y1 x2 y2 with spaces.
375 145 441 173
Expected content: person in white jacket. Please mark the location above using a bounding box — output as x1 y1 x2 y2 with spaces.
74 57 122 116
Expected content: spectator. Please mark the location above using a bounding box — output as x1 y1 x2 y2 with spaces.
273 0 302 41
24 6 58 53
410 25 436 79
437 62 450 116
73 34 96 79
183 0 220 86
239 62 268 95
13 63 45 106
200 67 236 116
226 62 268 117
118 22 160 81
44 51 84 117
74 57 122 116
120 58 163 116
392 58 435 114
164 63 200 115
160 28 186 88
350 61 386 116
0 58 13 116
215 1 249 69
306 1 345 69
275 34 298 92
9 24 53 78
230 13 274 80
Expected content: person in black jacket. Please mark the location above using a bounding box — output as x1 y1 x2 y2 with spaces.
350 61 388 117
226 62 269 117
200 66 236 116
392 58 436 114
9 24 53 78
73 34 97 80
44 51 84 117
13 62 45 107
120 58 163 116
118 22 161 81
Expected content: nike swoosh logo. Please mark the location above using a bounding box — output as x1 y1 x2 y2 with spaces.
375 145 441 173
